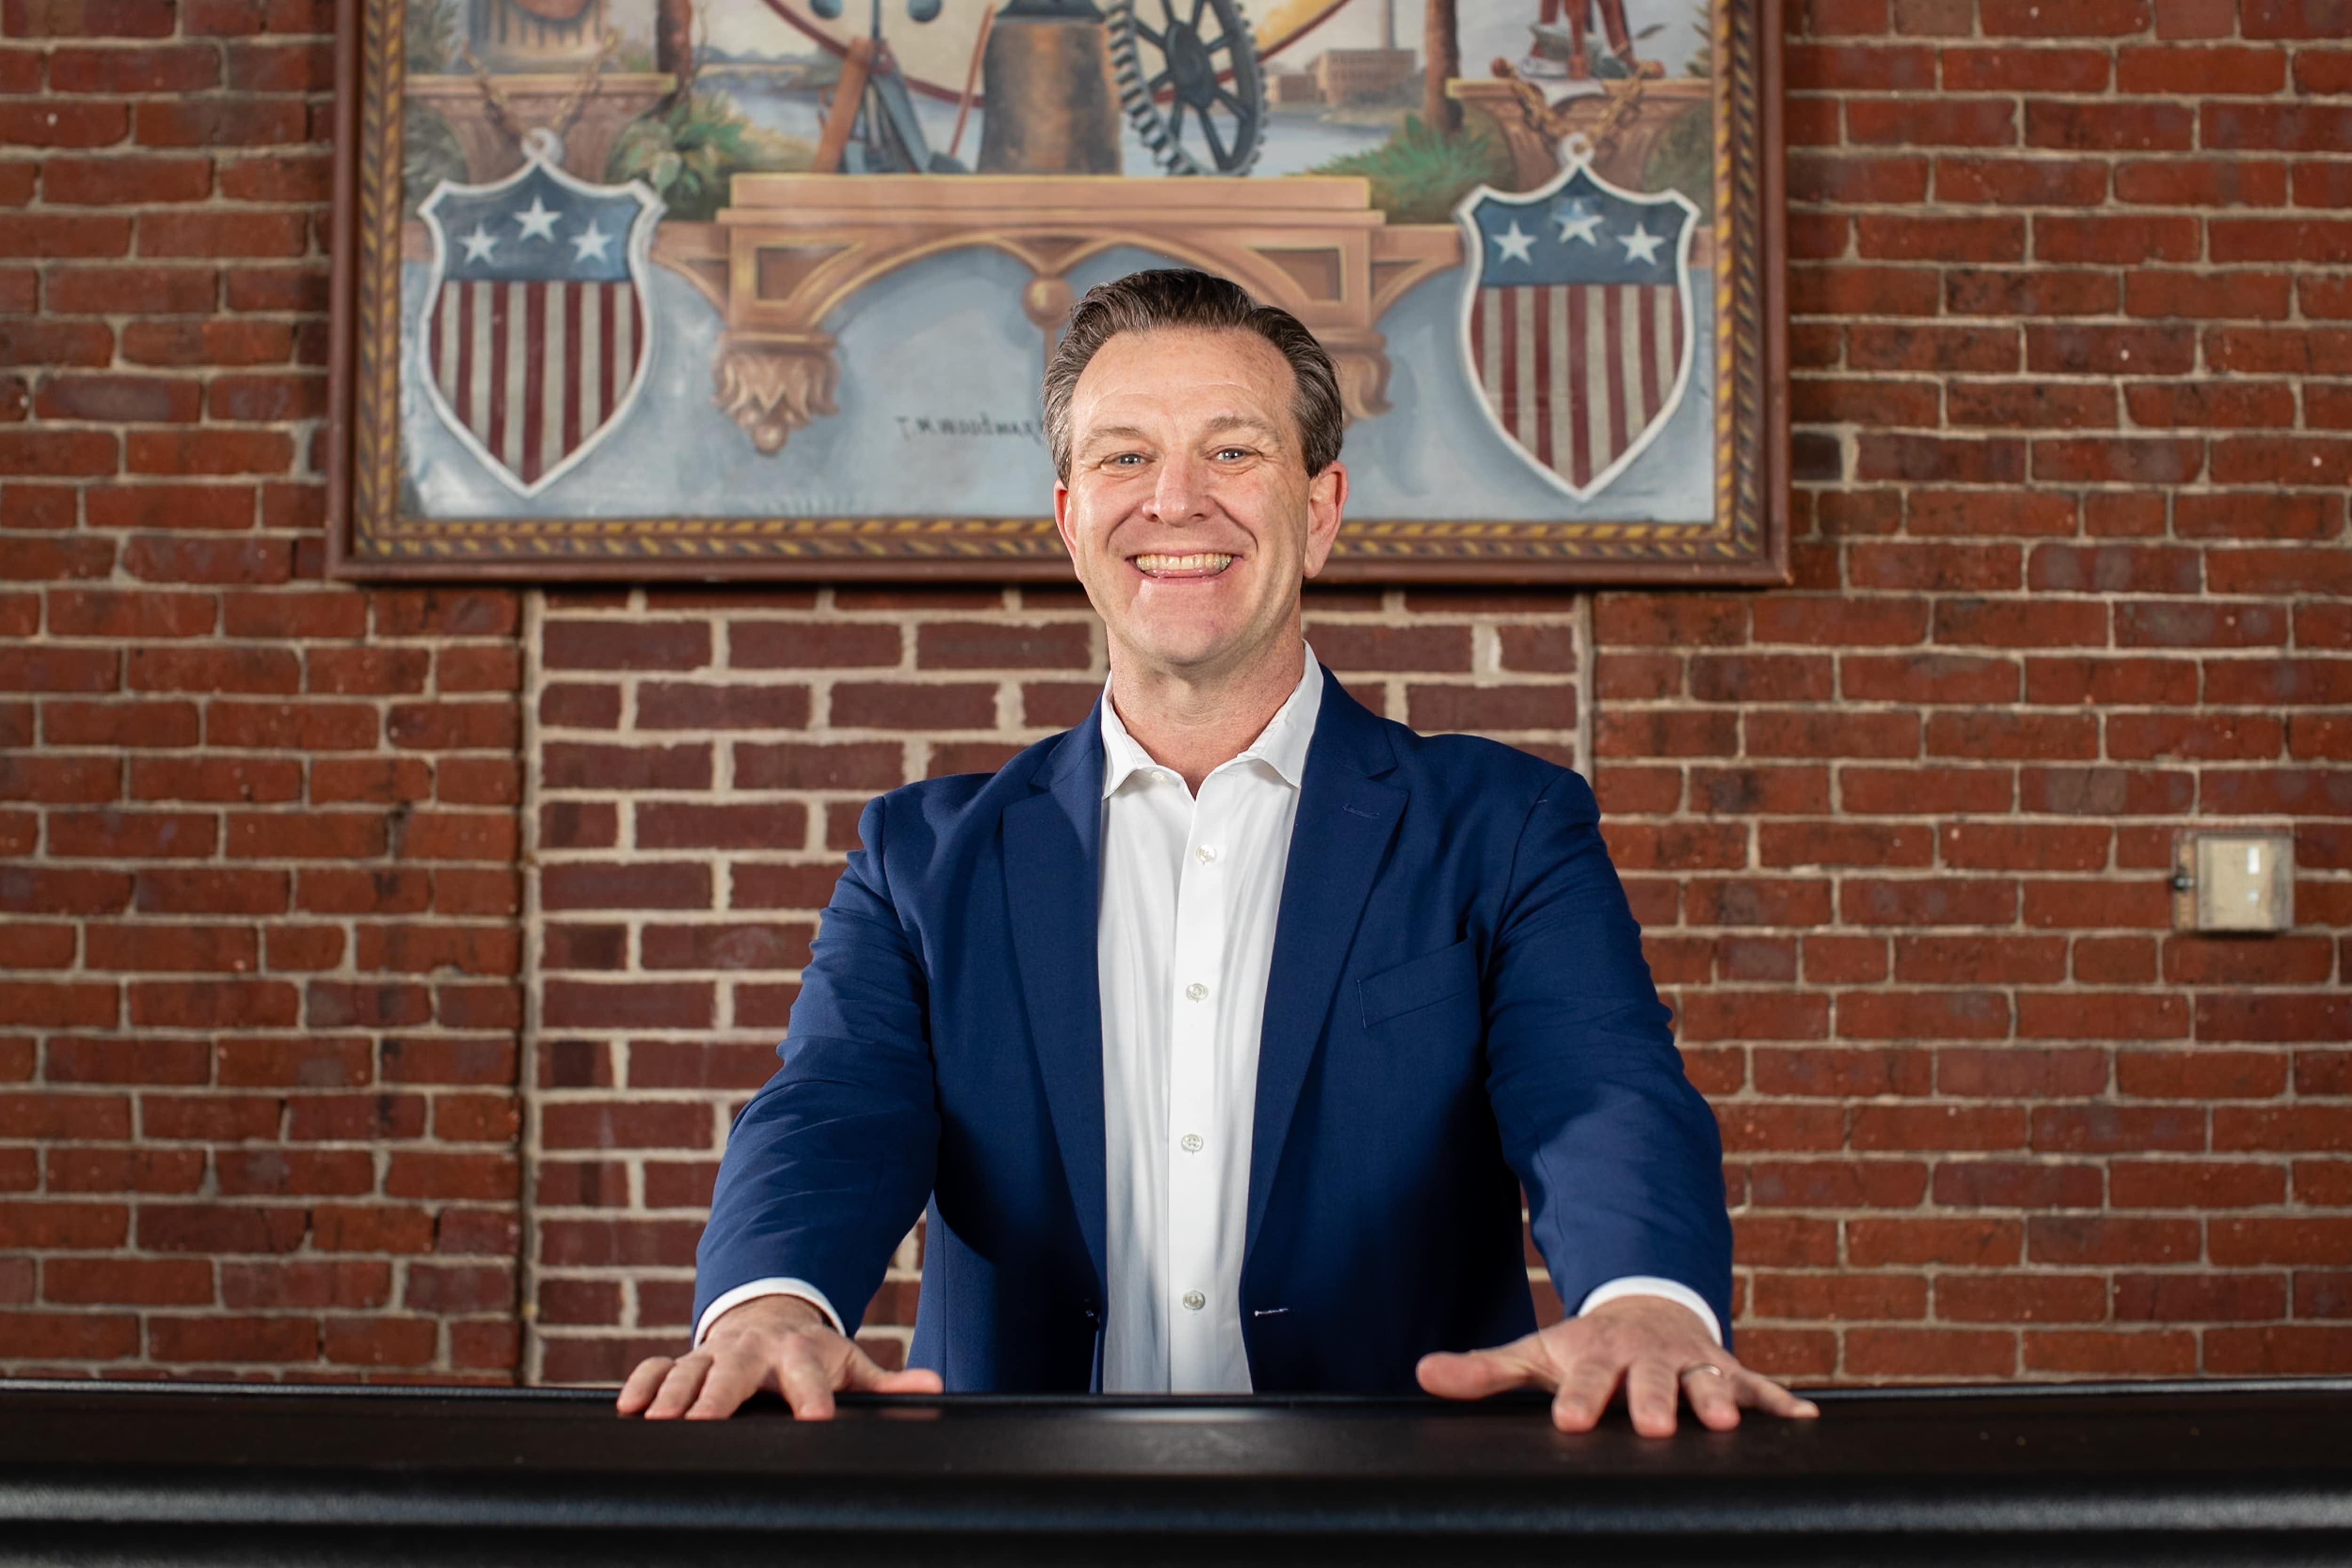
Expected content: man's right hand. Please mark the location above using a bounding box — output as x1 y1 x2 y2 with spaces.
615 1294 943 1420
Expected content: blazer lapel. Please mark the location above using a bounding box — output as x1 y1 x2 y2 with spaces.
1246 673 1405 1264
1002 711 1109 1294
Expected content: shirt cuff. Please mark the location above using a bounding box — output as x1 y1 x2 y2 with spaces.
1576 1275 1722 1347
692 1277 846 1348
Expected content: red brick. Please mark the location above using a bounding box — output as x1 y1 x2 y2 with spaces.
1937 1273 2108 1324
1850 1219 2023 1268
2210 1218 2352 1267
537 1218 702 1268
1848 101 2019 151
541 980 712 1031
728 863 844 912
2028 1215 2201 1265
625 1041 783 1091
1932 1160 2104 1209
542 621 709 672
2110 1158 2288 1210
820 680 999 729
1791 153 1931 206
1851 1103 2028 1152
635 683 810 732
2214 1106 2352 1151
301 980 429 1029
0 101 130 150
1748 1272 1926 1321
44 1256 215 1306
915 621 1092 670
370 589 519 639
0 1311 139 1360
386 1153 517 1202
2027 100 2196 152
0 1196 129 1247
2208 1326 2352 1375
309 1204 435 1254
1945 273 2123 333
540 741 709 793
1409 685 1578 733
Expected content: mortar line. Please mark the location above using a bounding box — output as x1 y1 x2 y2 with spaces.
516 586 547 1387
1573 591 1596 781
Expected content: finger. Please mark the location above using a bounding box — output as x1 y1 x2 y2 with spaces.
1549 1354 1623 1433
683 1343 769 1421
1624 1357 1681 1439
644 1354 713 1421
615 1356 674 1416
1736 1370 1820 1420
869 1367 944 1394
1416 1337 1552 1401
1684 1365 1742 1432
840 1345 941 1395
774 1341 838 1421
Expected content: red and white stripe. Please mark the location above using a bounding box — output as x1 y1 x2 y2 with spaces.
428 279 644 488
1470 283 1684 492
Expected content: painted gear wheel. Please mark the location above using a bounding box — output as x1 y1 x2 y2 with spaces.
1107 0 1263 176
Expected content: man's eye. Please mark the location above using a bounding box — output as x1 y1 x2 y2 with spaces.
1215 447 1251 461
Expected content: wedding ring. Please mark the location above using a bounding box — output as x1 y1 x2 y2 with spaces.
1680 1362 1726 1380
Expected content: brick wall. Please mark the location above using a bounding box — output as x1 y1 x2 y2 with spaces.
1 0 528 1376
5 0 2351 1383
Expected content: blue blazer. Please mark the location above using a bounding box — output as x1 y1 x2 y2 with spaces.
695 668 1731 1392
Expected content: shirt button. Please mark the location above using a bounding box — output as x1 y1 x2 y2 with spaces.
1185 981 1208 1002
1181 1291 1206 1312
1196 844 1216 864
1180 1132 1204 1153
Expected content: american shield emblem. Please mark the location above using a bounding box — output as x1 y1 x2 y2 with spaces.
416 130 663 498
1454 159 1699 502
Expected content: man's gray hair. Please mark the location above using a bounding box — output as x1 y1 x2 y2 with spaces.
1041 269 1344 483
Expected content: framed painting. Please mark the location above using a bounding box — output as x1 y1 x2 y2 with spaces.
327 0 1785 581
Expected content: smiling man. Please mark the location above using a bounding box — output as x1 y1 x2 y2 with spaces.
618 269 1816 1435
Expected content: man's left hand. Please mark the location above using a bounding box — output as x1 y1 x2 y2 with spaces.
1416 1294 1820 1435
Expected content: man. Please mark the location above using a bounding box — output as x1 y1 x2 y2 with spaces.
619 270 1815 1435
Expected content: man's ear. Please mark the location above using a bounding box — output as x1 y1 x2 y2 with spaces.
1053 479 1076 558
1300 460 1347 579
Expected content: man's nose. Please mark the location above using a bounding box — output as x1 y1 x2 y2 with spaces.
1144 451 1209 523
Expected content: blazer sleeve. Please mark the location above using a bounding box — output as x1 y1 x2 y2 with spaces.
692 793 941 1337
1480 766 1734 1344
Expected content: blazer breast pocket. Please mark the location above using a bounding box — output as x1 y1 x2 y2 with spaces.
1358 938 1481 1032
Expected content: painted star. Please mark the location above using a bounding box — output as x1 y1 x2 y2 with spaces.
569 221 612 263
1552 198 1603 245
512 196 560 241
1618 222 1665 264
1491 219 1536 266
458 222 499 263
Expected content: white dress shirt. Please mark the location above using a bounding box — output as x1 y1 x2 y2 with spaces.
1094 642 1323 1391
697 644 1721 1374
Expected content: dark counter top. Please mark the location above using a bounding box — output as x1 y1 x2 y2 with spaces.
4 1377 2350 1565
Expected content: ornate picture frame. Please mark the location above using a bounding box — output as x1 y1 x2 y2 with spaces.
328 0 1785 582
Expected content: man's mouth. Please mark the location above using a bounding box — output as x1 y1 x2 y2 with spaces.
1130 552 1235 578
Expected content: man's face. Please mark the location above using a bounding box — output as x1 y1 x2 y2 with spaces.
1054 327 1346 681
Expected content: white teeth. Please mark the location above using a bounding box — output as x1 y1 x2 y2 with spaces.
1134 553 1234 574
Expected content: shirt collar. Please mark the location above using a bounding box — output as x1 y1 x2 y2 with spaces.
1099 643 1323 799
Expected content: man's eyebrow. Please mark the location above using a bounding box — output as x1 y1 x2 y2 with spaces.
1200 414 1282 441
1076 424 1155 451
1074 414 1287 455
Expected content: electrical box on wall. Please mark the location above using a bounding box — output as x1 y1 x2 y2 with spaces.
2172 831 2296 934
